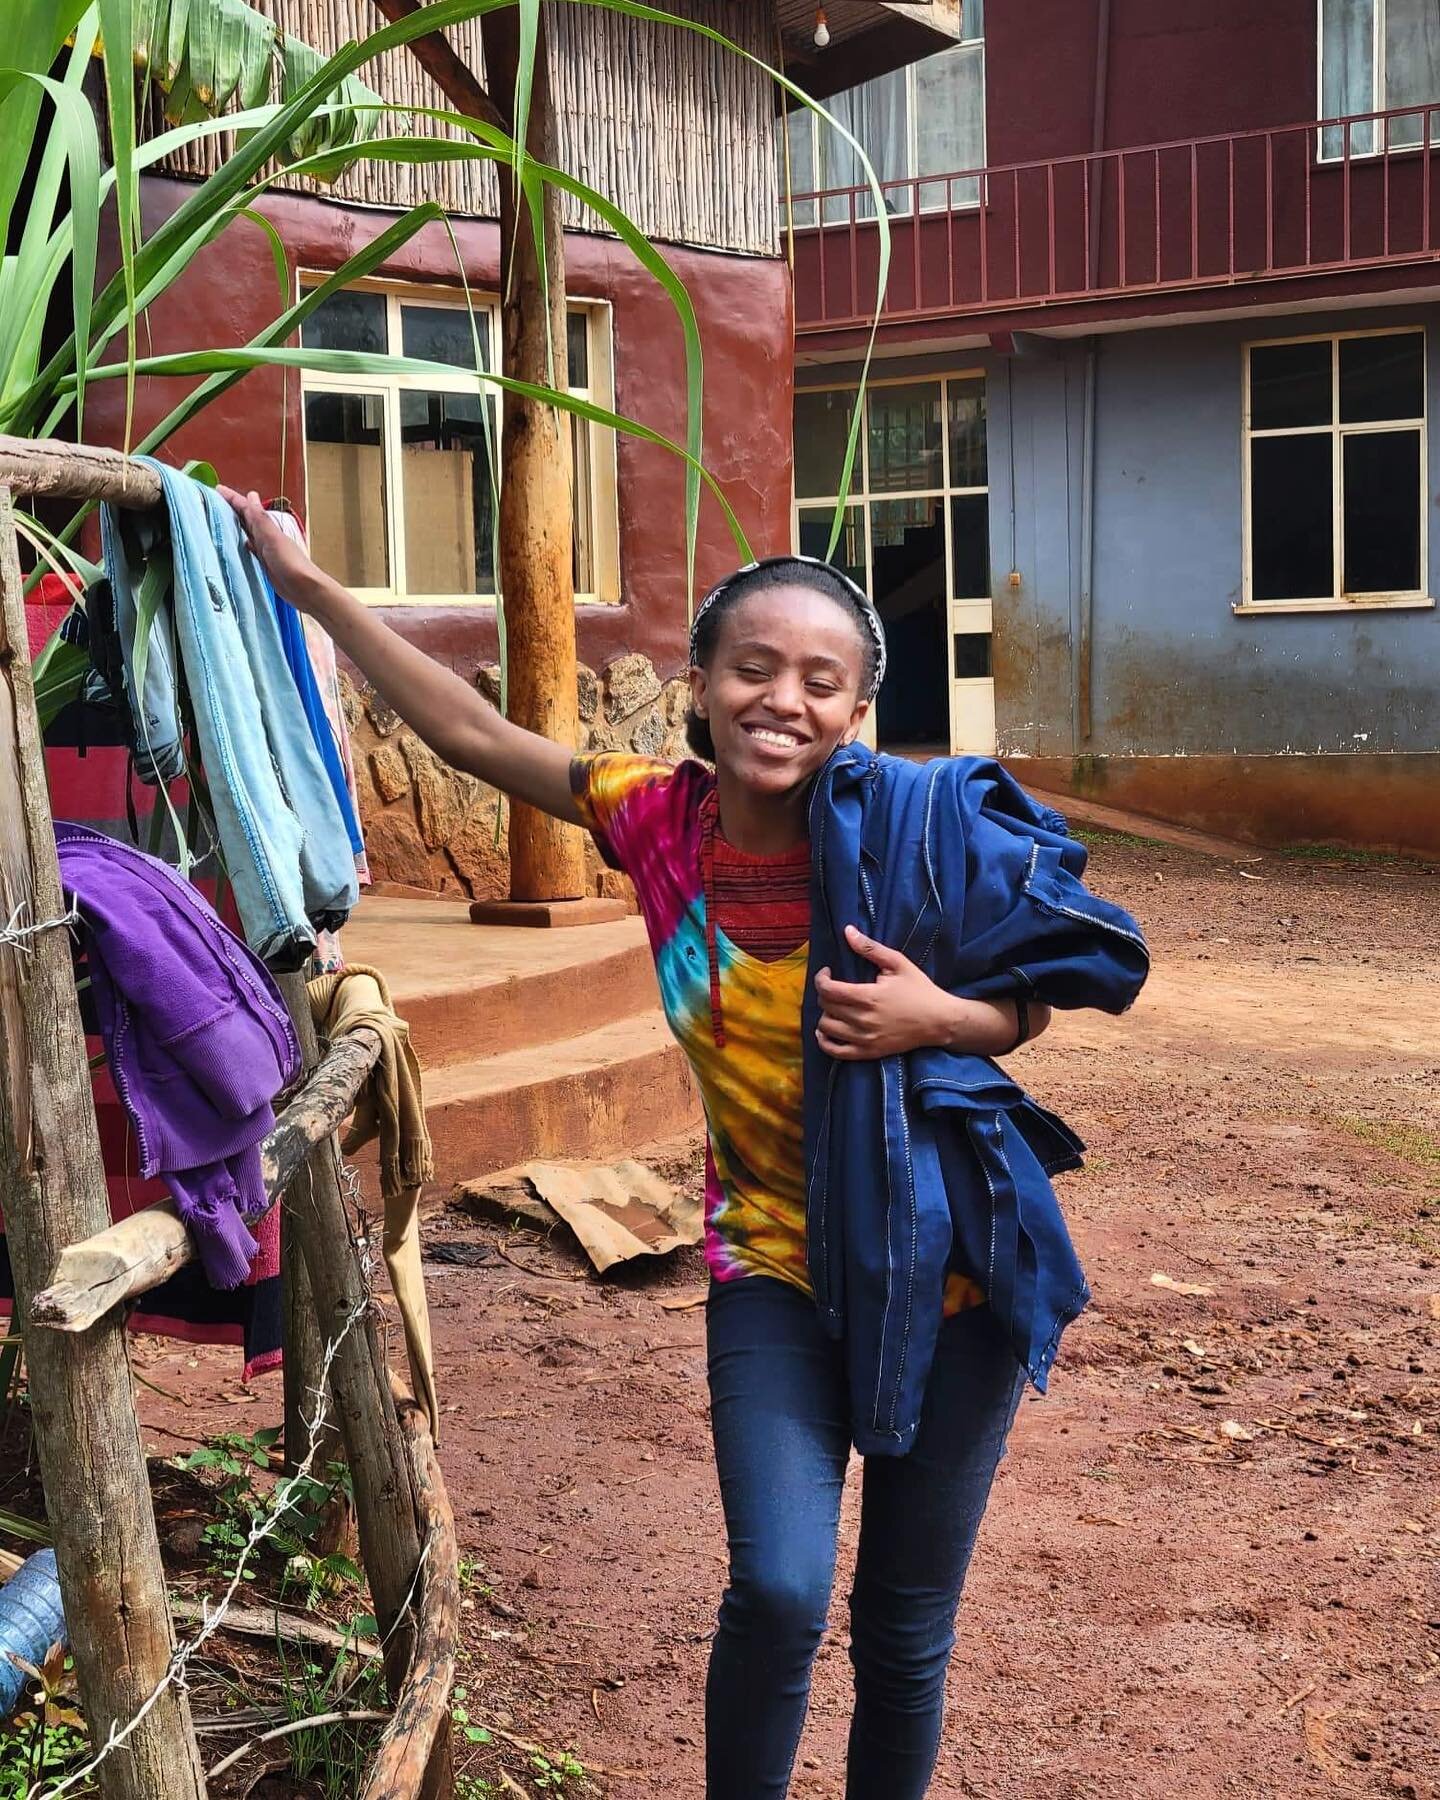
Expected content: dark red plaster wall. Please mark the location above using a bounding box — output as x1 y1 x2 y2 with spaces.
95 177 794 683
985 0 1320 167
794 1 1416 337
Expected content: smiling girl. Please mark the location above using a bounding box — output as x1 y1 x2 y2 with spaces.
223 497 1146 1799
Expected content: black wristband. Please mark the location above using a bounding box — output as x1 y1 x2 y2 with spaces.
1007 995 1030 1054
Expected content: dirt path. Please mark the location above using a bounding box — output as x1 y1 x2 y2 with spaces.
136 839 1440 1798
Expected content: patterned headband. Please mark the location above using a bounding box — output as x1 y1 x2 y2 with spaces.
688 554 888 700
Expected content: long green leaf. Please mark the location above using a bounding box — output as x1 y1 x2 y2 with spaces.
66 343 755 561
299 116 709 604
132 0 167 80
0 18 96 426
572 0 891 566
164 0 192 89
97 0 139 447
0 67 100 437
136 201 451 458
0 1 72 253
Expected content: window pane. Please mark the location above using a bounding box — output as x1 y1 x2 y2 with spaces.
1250 341 1332 429
1339 332 1424 422
566 309 590 389
301 289 387 354
953 631 992 679
798 503 866 590
794 389 858 498
1321 0 1376 157
1250 434 1334 601
822 68 910 221
950 493 990 597
571 414 594 594
400 303 489 371
947 378 988 486
1385 0 1440 146
917 43 985 210
1343 429 1422 592
867 382 944 492
399 389 497 595
777 107 817 227
304 391 389 588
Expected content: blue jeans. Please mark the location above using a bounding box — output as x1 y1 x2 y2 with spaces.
103 460 358 968
705 1276 1025 1799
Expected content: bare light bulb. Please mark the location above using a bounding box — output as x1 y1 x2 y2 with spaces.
814 8 830 47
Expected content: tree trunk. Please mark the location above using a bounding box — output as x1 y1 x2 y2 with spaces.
0 486 207 1799
481 6 587 903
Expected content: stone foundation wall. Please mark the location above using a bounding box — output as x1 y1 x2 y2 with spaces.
345 654 694 903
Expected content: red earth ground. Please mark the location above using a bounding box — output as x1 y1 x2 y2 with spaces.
129 834 1439 1798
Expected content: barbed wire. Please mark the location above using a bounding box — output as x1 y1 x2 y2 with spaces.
30 1286 372 1800
0 897 78 956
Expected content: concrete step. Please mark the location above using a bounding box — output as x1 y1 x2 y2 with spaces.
422 1012 700 1188
340 897 660 1066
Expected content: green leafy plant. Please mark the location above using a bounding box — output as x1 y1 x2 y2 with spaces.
530 1747 589 1791
0 1648 96 1797
451 1685 494 1750
275 1627 387 1800
6 0 888 601
177 1424 359 1590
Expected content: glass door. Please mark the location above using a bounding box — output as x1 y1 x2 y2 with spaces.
793 373 995 756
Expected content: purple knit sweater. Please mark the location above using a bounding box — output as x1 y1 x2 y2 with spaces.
55 823 301 1288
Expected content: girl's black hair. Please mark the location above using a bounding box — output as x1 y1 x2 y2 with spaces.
684 558 880 761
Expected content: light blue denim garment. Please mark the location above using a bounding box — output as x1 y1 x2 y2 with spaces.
101 459 359 968
99 503 187 784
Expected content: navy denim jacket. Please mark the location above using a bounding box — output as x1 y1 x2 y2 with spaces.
802 746 1149 1456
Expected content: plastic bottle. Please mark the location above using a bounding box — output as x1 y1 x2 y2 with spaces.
0 1550 67 1718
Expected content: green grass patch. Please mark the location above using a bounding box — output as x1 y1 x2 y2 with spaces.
1073 826 1171 852
1335 1116 1440 1172
1274 843 1406 866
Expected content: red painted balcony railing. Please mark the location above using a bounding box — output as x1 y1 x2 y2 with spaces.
790 104 1440 332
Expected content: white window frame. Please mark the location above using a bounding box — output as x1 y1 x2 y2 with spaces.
792 370 992 751
1239 325 1434 614
1316 0 1440 160
781 32 987 226
298 276 621 605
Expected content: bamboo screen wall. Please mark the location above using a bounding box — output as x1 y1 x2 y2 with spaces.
159 0 781 256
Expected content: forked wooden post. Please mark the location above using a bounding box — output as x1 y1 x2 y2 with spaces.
0 432 455 1798
0 484 207 1798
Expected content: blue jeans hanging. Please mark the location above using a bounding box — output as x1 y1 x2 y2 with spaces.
103 459 358 967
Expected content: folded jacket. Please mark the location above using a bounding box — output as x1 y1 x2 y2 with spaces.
55 822 301 1288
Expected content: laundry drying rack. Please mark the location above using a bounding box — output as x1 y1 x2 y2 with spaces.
0 436 457 1800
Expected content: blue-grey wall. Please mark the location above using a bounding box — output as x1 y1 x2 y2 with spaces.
989 304 1440 758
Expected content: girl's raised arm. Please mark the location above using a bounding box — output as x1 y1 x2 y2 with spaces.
222 486 583 826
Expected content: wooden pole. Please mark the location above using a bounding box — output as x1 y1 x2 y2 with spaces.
30 1027 383 1332
277 986 424 1701
481 6 588 904
0 485 207 1799
361 1386 459 1800
0 435 163 507
274 973 346 1523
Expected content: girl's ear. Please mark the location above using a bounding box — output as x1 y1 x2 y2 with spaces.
689 663 709 718
842 697 871 746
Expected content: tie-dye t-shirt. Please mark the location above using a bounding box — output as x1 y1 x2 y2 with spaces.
572 752 813 1292
571 752 984 1316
